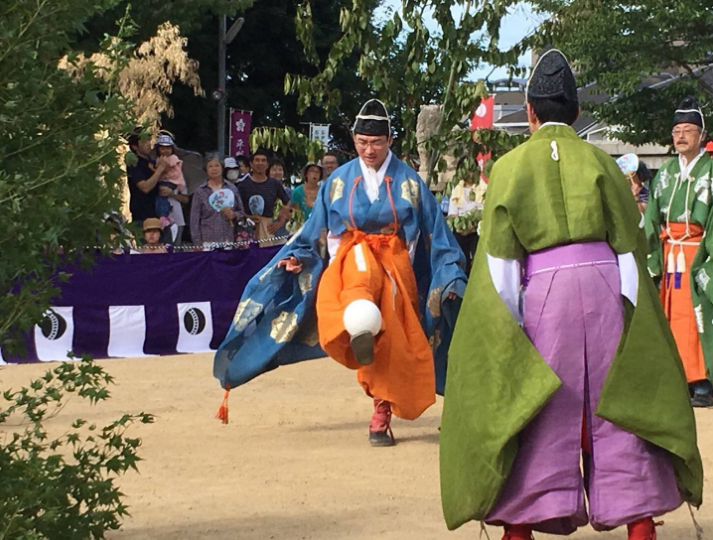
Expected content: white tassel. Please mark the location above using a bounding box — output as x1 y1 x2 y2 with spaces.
550 141 559 162
677 249 687 274
667 250 676 274
687 503 704 540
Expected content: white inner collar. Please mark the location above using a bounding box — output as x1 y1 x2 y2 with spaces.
679 148 706 180
359 150 393 203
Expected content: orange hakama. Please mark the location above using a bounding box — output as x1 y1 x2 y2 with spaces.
660 222 706 382
315 178 435 421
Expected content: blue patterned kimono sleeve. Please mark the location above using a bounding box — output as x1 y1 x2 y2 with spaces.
417 184 467 395
213 183 331 390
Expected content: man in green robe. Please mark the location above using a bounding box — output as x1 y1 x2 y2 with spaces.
440 49 703 540
645 97 713 407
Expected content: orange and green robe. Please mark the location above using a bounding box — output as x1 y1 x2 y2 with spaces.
645 151 713 383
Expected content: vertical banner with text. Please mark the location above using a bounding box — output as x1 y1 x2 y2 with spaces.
230 109 252 157
470 96 495 183
310 124 330 149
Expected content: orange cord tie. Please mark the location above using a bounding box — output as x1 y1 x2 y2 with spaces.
215 384 231 424
348 175 400 235
383 176 399 233
348 176 363 230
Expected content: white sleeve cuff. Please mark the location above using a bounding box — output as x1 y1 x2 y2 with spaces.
327 234 341 263
487 254 523 324
618 252 639 307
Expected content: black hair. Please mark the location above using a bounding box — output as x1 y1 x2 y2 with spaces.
323 151 339 163
528 96 579 126
268 159 285 175
251 148 270 161
126 126 144 149
637 161 653 184
204 151 223 168
156 145 175 156
236 155 250 167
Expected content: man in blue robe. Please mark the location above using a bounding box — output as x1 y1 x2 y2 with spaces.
214 99 466 447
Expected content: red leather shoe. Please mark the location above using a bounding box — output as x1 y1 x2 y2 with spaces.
368 399 395 447
627 518 657 540
502 524 534 540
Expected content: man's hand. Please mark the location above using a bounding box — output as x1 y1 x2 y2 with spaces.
158 185 173 197
447 291 458 300
277 256 303 274
278 205 292 221
267 218 285 235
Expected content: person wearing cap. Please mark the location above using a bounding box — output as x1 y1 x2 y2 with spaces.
289 162 323 221
154 134 188 244
214 99 466 447
440 50 702 540
140 218 167 254
223 157 242 184
645 97 713 407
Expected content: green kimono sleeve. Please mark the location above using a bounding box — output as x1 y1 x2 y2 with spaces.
481 159 528 260
595 155 703 507
689 208 713 382
439 164 561 530
596 233 703 507
596 153 640 255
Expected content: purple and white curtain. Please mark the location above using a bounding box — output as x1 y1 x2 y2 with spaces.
2 247 278 364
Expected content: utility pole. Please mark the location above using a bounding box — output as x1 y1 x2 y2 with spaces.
217 16 227 155
216 16 245 156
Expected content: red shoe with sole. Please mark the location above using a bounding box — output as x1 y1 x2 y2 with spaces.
502 524 534 540
368 398 395 447
627 518 658 540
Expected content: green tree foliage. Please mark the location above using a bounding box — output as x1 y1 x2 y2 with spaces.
123 0 380 171
0 357 154 538
78 0 255 46
532 0 713 145
279 0 527 185
0 0 138 352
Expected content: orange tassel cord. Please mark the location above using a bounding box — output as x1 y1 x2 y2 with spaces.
215 384 231 424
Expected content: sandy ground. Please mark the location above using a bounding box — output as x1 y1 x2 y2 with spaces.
1 354 711 540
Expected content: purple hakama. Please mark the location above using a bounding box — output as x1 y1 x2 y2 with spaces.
485 242 682 535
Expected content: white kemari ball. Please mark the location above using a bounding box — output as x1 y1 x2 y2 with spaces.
343 299 382 336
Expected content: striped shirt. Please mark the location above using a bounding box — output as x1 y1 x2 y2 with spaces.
238 177 289 217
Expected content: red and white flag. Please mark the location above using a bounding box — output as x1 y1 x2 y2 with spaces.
470 96 495 183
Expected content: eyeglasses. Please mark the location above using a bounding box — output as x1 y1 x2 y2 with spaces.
354 138 388 150
672 128 701 137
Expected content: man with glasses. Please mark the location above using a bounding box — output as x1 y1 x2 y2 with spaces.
214 99 466 447
645 96 713 407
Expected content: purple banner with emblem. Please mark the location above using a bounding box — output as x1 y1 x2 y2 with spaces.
1 246 279 364
229 109 252 157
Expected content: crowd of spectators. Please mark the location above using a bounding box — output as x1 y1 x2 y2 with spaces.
124 131 342 253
